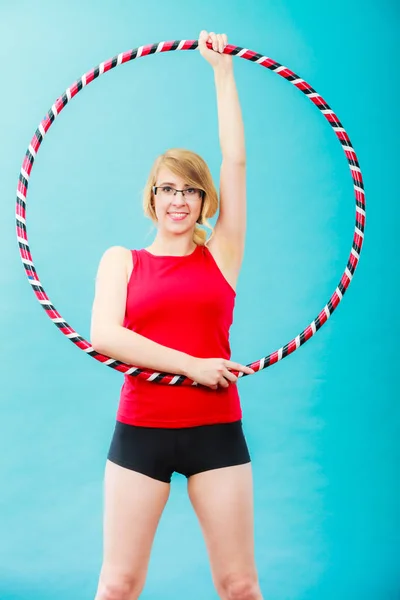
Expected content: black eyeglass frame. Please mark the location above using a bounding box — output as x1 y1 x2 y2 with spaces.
152 185 204 199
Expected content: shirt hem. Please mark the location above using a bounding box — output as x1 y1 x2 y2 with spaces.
116 411 243 429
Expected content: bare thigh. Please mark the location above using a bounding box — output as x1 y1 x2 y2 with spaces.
188 463 258 589
99 460 170 586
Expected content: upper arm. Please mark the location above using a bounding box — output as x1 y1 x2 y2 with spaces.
90 246 132 348
207 159 247 273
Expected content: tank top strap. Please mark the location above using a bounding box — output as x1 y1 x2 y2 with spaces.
131 249 138 267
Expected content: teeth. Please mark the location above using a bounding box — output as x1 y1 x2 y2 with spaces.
169 212 187 218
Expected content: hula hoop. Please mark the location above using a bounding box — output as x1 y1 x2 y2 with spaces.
15 40 365 385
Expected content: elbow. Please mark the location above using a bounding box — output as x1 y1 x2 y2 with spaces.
90 326 112 355
222 155 246 167
90 336 107 355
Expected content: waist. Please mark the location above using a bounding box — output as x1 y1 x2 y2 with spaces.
117 378 241 428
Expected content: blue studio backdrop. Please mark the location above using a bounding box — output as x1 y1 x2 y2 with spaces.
0 1 398 599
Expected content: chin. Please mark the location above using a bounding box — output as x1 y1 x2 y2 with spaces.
164 218 196 231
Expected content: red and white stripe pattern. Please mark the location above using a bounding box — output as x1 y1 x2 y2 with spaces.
16 40 365 385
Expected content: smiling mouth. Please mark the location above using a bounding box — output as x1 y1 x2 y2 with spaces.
168 212 189 220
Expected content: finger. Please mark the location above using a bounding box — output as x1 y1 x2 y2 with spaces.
218 33 225 53
198 30 208 49
218 376 230 389
208 32 217 51
222 33 228 48
242 366 255 375
225 360 255 374
222 369 238 384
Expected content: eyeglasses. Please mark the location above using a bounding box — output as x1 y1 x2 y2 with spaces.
152 185 204 200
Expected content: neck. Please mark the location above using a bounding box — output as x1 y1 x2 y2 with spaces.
146 233 197 257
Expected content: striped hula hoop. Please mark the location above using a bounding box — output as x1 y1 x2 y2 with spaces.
16 40 365 386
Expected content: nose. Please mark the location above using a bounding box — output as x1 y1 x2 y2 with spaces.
171 191 186 206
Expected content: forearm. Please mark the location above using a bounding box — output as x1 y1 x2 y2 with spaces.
91 326 193 376
214 64 245 163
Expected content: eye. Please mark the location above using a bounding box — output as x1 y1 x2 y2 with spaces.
186 188 196 195
161 186 173 193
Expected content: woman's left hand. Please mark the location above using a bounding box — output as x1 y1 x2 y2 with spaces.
198 30 232 70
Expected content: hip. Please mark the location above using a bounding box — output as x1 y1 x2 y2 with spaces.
107 418 251 483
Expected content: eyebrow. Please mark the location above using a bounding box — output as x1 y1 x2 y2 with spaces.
157 181 193 187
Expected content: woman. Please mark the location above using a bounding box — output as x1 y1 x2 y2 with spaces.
91 30 263 600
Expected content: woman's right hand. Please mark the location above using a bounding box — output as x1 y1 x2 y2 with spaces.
185 357 255 390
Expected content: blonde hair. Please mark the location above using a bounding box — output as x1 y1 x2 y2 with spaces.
143 148 219 245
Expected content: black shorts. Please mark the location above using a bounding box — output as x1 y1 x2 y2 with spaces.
107 420 251 483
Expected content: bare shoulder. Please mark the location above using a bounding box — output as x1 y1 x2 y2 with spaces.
100 245 131 261
97 245 133 281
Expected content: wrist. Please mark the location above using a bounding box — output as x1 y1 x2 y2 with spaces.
213 61 234 78
179 353 195 378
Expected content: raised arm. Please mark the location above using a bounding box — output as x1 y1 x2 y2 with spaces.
198 31 247 277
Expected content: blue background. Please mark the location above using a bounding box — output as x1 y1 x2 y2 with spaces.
0 1 398 598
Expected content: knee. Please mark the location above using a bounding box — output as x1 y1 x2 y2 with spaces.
96 571 144 600
219 573 261 600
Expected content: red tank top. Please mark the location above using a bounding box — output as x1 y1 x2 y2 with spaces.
117 244 242 428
